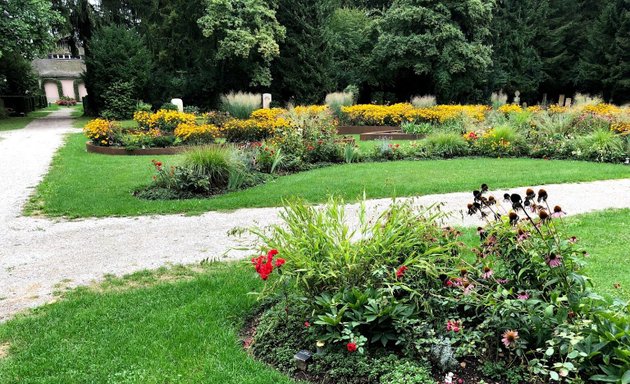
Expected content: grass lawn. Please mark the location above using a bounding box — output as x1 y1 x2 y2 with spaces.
0 105 61 131
0 263 295 384
27 132 630 218
0 209 627 383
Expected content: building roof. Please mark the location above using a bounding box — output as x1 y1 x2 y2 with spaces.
31 58 85 79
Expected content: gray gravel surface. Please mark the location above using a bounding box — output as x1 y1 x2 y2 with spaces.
1 110 629 321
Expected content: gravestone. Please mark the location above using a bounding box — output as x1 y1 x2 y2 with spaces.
170 98 184 112
513 90 521 105
542 93 548 106
262 93 272 109
558 94 565 106
565 98 572 107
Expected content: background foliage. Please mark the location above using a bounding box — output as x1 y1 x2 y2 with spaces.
3 0 630 110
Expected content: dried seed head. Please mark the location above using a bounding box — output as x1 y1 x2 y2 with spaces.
553 205 562 213
539 210 549 221
537 189 548 202
510 194 522 204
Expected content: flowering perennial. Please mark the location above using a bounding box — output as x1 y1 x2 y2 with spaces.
251 249 285 280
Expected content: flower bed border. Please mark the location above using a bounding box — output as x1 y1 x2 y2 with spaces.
337 125 398 134
86 142 190 156
359 130 425 141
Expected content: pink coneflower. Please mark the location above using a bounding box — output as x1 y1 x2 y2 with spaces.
481 266 494 279
517 292 530 300
463 283 475 295
546 253 563 268
502 330 519 348
497 278 509 284
568 236 578 244
552 205 566 218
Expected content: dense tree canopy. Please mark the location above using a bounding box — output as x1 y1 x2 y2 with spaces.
41 0 630 108
0 0 63 60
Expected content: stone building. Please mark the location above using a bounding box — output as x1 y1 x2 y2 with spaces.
31 40 87 103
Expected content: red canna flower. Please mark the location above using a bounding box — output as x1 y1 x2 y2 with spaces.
275 258 286 267
346 342 357 352
396 265 408 279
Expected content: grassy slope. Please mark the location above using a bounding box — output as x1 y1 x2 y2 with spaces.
0 105 61 131
27 133 630 218
0 210 627 383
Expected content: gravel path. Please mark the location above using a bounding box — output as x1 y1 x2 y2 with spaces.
0 110 629 321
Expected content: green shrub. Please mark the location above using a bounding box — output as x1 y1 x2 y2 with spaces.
424 132 468 157
183 105 200 115
135 101 152 112
101 81 137 120
160 102 178 111
220 91 261 119
379 361 436 384
575 129 625 162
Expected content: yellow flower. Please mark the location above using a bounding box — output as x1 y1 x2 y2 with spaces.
83 118 120 143
498 104 523 114
174 122 219 142
548 104 568 114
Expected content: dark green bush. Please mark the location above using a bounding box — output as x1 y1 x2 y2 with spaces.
101 81 137 120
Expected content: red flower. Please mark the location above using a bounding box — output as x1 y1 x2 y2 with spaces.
156 161 162 167
446 320 461 333
275 258 286 267
304 321 310 328
396 265 408 279
346 342 357 352
252 250 280 280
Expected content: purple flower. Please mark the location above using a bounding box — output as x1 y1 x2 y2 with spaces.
546 253 563 268
481 267 494 279
517 292 530 300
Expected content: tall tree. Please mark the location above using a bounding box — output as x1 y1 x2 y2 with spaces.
488 0 548 102
272 0 336 104
83 26 152 115
324 7 379 93
372 0 495 102
198 0 286 88
0 0 63 59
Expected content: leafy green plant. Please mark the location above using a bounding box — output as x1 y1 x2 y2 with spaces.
401 121 432 135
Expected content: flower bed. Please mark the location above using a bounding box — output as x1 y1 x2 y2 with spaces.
83 110 218 151
85 141 190 156
242 186 630 384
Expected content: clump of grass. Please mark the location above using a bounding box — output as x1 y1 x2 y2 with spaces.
491 91 508 109
220 91 261 119
183 145 246 190
573 93 603 107
425 132 469 158
576 129 625 163
410 95 436 108
325 91 354 117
